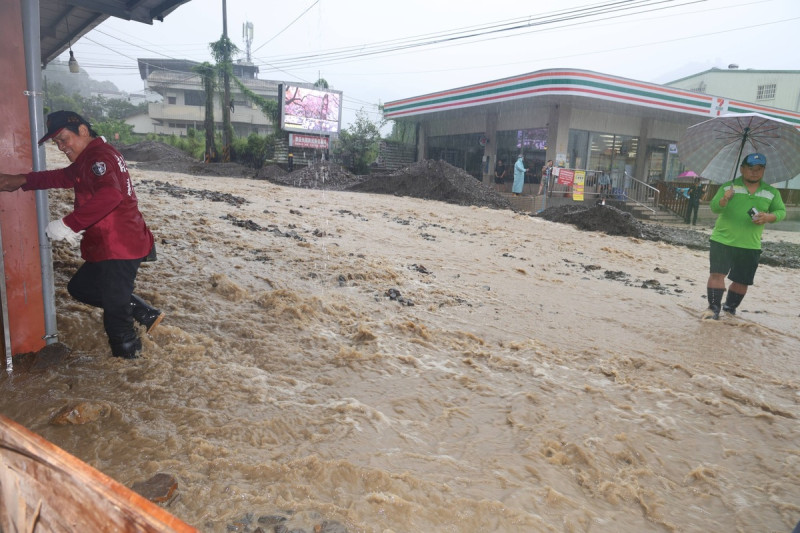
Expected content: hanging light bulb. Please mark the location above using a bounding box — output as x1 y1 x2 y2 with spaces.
65 16 79 73
68 49 79 73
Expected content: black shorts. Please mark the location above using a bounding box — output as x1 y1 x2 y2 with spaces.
709 240 761 285
494 177 504 184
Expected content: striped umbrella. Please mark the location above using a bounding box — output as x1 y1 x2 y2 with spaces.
677 112 800 185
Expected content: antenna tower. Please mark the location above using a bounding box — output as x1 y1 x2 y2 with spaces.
243 21 254 63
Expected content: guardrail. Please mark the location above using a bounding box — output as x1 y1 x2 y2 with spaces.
543 169 659 212
621 172 660 213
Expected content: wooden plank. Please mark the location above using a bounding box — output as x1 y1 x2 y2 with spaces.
0 414 198 532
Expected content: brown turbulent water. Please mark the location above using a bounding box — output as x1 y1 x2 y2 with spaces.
2 146 799 532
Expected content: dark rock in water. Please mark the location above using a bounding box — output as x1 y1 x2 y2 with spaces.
257 514 288 526
31 342 71 370
318 520 348 533
139 180 248 207
131 472 178 504
10 342 71 372
50 401 111 425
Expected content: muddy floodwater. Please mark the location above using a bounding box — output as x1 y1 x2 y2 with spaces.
2 145 800 532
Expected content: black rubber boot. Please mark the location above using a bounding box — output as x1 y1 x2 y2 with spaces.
109 336 142 359
705 287 725 320
130 294 165 333
723 291 745 315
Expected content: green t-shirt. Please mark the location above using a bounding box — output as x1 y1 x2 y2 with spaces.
709 177 786 250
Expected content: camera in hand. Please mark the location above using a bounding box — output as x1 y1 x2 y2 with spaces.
748 207 759 220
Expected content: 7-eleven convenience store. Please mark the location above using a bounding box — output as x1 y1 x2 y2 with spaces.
383 68 800 190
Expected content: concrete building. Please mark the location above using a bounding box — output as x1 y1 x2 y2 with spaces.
135 58 279 137
667 67 800 113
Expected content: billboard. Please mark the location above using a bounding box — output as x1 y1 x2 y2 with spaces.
280 84 343 135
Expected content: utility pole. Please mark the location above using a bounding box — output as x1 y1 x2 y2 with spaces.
221 0 232 161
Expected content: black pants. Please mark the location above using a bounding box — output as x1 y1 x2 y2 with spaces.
686 200 700 225
67 258 142 343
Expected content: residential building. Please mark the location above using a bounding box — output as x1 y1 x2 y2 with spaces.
135 58 279 137
667 67 800 112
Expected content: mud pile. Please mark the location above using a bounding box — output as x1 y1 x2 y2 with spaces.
119 140 252 177
347 159 512 210
537 204 800 268
257 161 368 191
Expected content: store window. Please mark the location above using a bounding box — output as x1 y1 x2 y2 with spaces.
427 133 485 179
568 130 638 188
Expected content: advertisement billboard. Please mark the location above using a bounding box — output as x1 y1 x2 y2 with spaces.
280 84 343 135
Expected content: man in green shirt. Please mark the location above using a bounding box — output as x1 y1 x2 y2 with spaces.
704 152 786 319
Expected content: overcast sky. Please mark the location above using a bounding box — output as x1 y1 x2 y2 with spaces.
63 0 800 129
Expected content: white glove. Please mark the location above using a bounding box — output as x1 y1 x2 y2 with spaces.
46 218 85 247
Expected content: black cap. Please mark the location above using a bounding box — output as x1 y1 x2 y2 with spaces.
37 110 91 145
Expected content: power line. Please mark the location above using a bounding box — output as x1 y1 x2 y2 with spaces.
252 0 703 71
251 0 320 54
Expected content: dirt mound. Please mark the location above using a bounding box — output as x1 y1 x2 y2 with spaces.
117 141 196 164
254 165 289 180
259 161 366 191
347 159 512 210
536 204 800 268
537 204 645 237
118 141 254 177
537 203 709 245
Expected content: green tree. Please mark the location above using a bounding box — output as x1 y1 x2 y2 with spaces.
104 99 147 120
210 35 240 162
231 77 279 125
335 109 383 174
193 62 219 162
93 119 136 144
385 119 417 145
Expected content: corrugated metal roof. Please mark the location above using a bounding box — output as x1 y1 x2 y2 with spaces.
39 0 191 65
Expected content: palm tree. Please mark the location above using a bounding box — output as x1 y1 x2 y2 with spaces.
193 62 218 162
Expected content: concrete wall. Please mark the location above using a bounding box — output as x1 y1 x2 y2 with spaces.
0 0 46 355
568 106 642 136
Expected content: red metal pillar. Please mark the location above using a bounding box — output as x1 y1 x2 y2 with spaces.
0 0 46 355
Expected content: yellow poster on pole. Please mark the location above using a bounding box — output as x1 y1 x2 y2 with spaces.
573 170 585 201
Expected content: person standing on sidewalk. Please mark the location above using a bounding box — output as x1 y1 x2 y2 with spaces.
685 177 705 225
0 111 164 358
703 153 785 319
538 159 553 196
494 158 507 192
512 154 527 196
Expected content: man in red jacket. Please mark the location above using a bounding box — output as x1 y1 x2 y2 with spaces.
0 111 163 358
